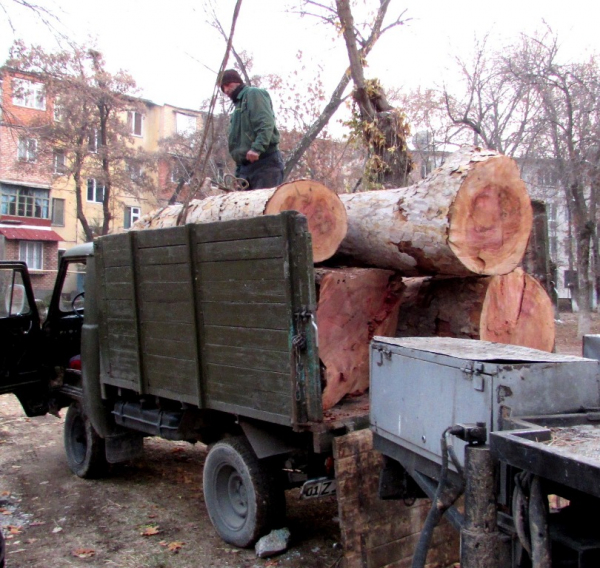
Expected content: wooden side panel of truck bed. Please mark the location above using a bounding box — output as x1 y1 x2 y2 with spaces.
95 212 322 427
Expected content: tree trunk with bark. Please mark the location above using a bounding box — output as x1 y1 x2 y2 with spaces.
396 268 555 352
134 179 348 263
316 267 404 410
335 146 532 276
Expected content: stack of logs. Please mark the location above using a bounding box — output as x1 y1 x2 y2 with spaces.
134 146 553 411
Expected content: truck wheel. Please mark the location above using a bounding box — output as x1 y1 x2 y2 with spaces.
64 402 107 479
203 436 284 548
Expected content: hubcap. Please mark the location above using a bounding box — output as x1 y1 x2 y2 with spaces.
215 464 248 530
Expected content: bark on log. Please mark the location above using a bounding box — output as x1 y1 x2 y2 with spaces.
316 267 404 410
336 146 533 276
133 179 348 263
396 268 555 352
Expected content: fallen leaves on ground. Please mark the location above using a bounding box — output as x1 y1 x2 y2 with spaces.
140 525 161 536
160 540 185 553
8 525 22 535
72 548 96 559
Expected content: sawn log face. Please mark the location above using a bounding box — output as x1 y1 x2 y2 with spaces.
316 268 404 410
133 179 347 263
396 268 555 352
337 146 532 277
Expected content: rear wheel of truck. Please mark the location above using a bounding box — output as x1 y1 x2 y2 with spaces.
64 402 108 478
203 436 284 548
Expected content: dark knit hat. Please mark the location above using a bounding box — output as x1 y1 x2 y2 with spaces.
220 69 243 89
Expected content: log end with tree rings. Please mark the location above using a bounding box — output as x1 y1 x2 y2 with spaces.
264 180 348 263
448 156 533 276
480 268 555 352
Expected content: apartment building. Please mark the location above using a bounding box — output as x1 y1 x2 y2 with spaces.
0 67 203 299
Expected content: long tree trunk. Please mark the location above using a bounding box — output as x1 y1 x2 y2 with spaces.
134 179 348 263
335 146 532 276
396 268 555 352
316 267 404 410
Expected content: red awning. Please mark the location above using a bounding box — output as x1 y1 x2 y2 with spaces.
0 227 63 242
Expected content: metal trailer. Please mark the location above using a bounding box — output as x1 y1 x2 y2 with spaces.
0 212 368 550
369 336 600 568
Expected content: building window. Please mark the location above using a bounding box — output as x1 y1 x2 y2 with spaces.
128 111 144 137
17 138 37 162
19 241 44 270
12 78 46 110
53 98 64 121
1 185 49 219
537 169 558 187
53 150 66 174
175 112 197 135
88 129 100 153
126 160 143 181
51 198 65 226
87 179 105 203
123 206 141 229
170 160 191 183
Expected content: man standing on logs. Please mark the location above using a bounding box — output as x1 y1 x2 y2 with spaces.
220 69 284 190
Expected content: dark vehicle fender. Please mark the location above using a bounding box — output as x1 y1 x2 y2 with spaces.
80 256 117 438
240 419 298 460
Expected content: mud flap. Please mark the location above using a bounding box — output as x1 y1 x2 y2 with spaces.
105 432 144 464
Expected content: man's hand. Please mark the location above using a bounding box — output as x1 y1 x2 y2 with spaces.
246 150 260 163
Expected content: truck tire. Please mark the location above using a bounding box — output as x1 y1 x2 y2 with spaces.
64 402 108 479
203 436 284 548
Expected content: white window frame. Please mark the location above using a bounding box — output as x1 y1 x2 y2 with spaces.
51 197 65 226
88 129 99 153
12 78 46 110
87 179 105 203
53 149 66 174
127 161 143 181
128 111 144 137
19 241 44 270
53 98 63 121
170 160 190 184
124 205 141 229
17 138 38 162
175 112 197 136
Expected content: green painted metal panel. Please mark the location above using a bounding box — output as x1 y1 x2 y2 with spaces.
96 233 142 391
95 212 320 427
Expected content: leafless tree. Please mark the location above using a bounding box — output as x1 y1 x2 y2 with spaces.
8 41 155 240
439 29 600 333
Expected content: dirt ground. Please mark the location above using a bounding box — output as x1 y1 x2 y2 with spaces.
0 311 597 568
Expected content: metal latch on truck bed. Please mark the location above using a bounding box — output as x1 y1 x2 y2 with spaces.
374 345 392 366
461 361 488 392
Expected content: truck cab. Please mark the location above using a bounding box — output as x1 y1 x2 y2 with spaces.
0 242 92 416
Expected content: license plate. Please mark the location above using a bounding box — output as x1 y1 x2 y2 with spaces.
300 477 337 499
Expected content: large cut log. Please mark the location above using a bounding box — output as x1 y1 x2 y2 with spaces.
316 268 404 410
337 146 533 276
396 268 555 352
133 179 347 263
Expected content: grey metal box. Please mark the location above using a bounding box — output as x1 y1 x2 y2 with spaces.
370 337 600 470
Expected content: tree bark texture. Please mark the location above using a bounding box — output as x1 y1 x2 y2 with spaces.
336 146 533 276
315 267 404 410
133 179 348 263
396 268 555 352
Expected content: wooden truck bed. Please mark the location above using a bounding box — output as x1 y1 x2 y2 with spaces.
93 212 325 430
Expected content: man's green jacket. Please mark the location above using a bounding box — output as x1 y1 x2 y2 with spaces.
228 86 280 165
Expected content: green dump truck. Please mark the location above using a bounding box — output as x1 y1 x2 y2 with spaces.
0 212 368 548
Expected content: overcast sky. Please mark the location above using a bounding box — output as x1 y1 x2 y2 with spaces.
2 0 599 118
